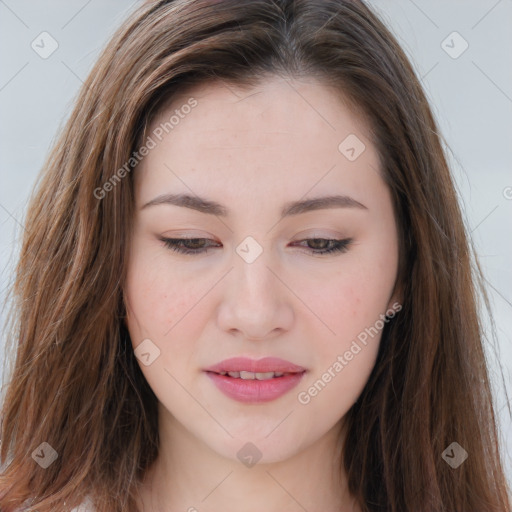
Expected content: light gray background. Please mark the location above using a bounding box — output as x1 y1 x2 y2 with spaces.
1 0 511 486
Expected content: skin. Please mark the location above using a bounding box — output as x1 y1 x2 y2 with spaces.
124 75 400 512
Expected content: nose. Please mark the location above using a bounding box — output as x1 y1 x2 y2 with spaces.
216 246 294 340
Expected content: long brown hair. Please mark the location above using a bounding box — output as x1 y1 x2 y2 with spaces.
1 1 510 510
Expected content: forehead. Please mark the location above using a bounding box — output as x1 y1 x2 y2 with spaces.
150 75 369 140
136 75 383 209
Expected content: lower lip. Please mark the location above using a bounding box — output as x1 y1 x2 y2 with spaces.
205 371 306 403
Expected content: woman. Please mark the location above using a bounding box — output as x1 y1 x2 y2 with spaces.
1 0 510 511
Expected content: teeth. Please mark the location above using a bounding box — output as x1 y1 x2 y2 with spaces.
255 372 276 380
221 371 287 380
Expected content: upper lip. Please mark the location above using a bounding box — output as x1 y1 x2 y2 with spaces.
204 357 306 374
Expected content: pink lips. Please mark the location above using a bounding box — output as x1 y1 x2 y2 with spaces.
204 357 306 404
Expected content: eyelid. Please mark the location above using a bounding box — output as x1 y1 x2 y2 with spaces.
161 230 215 238
291 231 345 240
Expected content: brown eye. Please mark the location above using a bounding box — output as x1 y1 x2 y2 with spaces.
307 239 330 250
159 237 220 255
292 238 353 255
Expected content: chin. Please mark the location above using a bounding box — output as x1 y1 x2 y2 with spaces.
209 432 305 466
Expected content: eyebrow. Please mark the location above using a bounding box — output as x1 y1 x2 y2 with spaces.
141 193 367 218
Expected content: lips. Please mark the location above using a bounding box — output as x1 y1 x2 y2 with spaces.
204 357 307 403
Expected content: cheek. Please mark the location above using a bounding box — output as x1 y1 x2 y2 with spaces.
296 248 396 400
302 265 389 345
124 248 207 348
295 274 387 417
123 252 214 407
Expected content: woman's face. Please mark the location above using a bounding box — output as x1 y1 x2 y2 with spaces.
124 76 400 464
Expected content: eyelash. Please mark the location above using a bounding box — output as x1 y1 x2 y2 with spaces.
159 237 353 256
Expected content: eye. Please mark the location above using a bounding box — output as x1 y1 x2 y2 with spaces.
159 237 220 255
291 238 353 255
159 237 352 256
